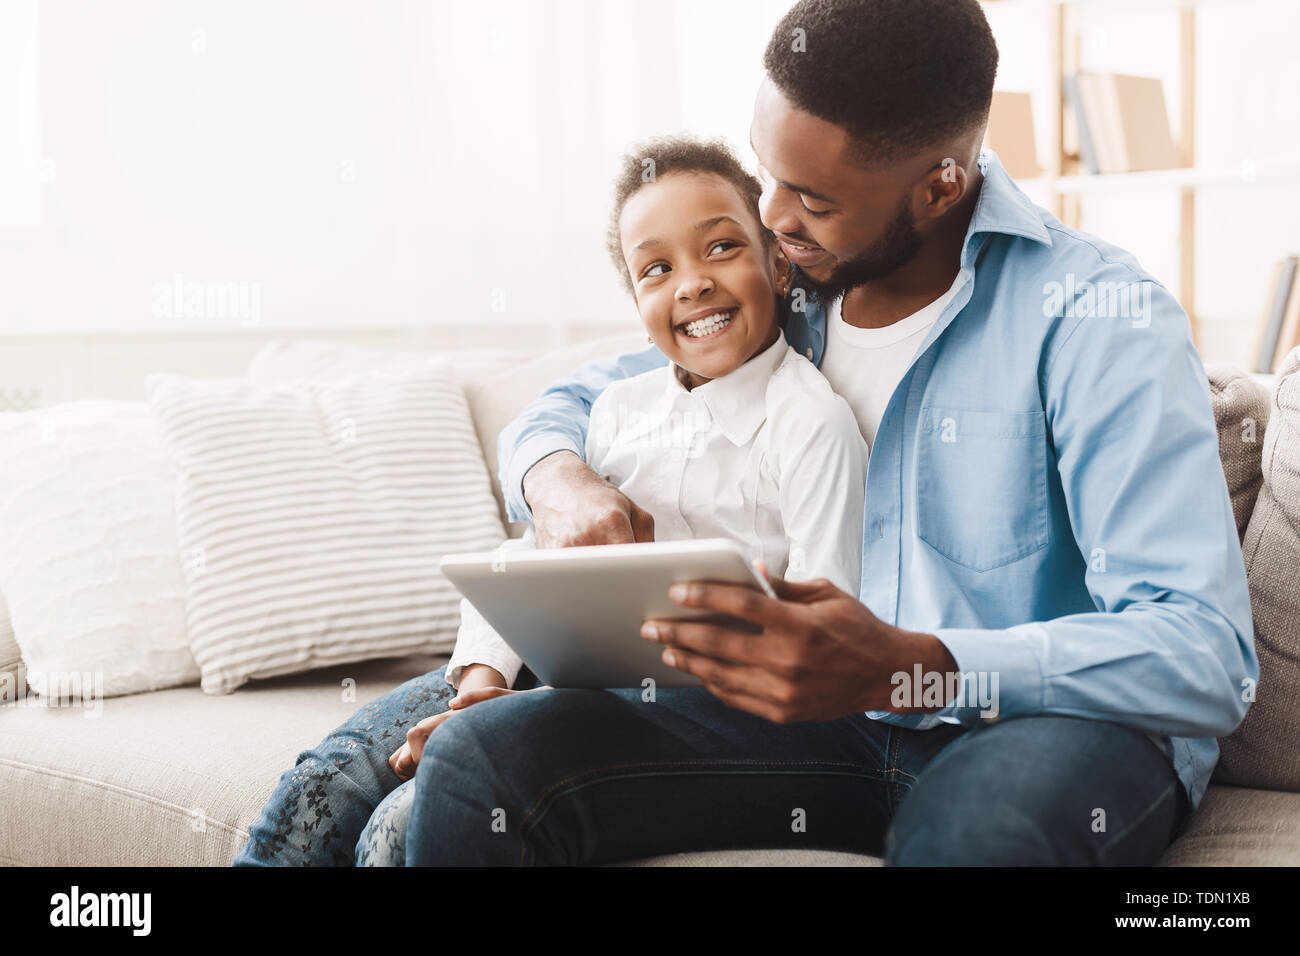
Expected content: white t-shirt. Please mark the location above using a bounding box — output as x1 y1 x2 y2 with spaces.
818 273 969 448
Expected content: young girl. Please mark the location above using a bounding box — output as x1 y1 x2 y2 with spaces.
358 136 870 864
234 136 868 866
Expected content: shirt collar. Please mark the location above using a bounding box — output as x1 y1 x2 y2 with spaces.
666 327 789 446
965 149 1053 253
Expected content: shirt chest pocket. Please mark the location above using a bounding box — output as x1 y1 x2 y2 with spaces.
915 406 1050 572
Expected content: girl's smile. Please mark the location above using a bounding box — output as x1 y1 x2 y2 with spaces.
677 306 738 342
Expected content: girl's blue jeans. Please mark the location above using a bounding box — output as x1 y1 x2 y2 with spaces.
232 664 1189 866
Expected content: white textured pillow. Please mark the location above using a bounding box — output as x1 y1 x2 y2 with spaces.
0 403 197 698
147 363 505 694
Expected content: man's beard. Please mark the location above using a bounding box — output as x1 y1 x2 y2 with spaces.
797 195 924 302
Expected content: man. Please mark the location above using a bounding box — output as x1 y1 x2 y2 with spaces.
403 0 1255 865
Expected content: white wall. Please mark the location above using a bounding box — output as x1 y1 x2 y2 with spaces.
1 0 1295 373
0 0 793 340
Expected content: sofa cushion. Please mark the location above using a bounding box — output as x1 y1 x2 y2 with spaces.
147 364 506 693
0 654 448 866
1205 365 1271 541
1215 348 1300 790
3 642 1290 865
0 650 874 867
1158 784 1300 865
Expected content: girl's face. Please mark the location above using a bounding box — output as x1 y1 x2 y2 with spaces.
619 172 791 389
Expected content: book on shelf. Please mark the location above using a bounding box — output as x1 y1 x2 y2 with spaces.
984 91 1041 179
1113 74 1181 171
1079 73 1126 173
1068 72 1181 175
1255 255 1299 373
1063 74 1099 174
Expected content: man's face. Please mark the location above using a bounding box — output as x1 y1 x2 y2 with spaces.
749 77 924 300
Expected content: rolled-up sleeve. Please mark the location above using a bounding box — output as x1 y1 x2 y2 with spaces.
498 343 668 523
445 531 538 689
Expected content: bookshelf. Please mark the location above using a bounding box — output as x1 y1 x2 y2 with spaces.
983 0 1300 347
1051 159 1300 195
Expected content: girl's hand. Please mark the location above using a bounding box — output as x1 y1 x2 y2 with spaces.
387 684 551 781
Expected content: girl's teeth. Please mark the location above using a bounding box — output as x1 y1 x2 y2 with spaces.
683 310 734 338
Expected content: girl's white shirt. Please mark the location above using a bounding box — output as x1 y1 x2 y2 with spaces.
447 328 869 689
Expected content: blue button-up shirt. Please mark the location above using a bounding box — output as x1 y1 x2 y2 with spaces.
497 151 1257 812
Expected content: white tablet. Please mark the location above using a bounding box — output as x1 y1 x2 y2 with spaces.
439 538 777 689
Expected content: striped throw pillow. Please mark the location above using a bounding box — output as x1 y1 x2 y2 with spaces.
146 362 505 694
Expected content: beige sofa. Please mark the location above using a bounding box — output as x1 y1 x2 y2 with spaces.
2 333 1298 866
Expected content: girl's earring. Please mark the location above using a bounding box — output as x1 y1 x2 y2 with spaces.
646 334 654 344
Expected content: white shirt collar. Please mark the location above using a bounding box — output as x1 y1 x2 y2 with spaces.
664 328 790 446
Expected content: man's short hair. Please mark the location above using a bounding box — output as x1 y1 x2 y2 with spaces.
763 0 999 164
